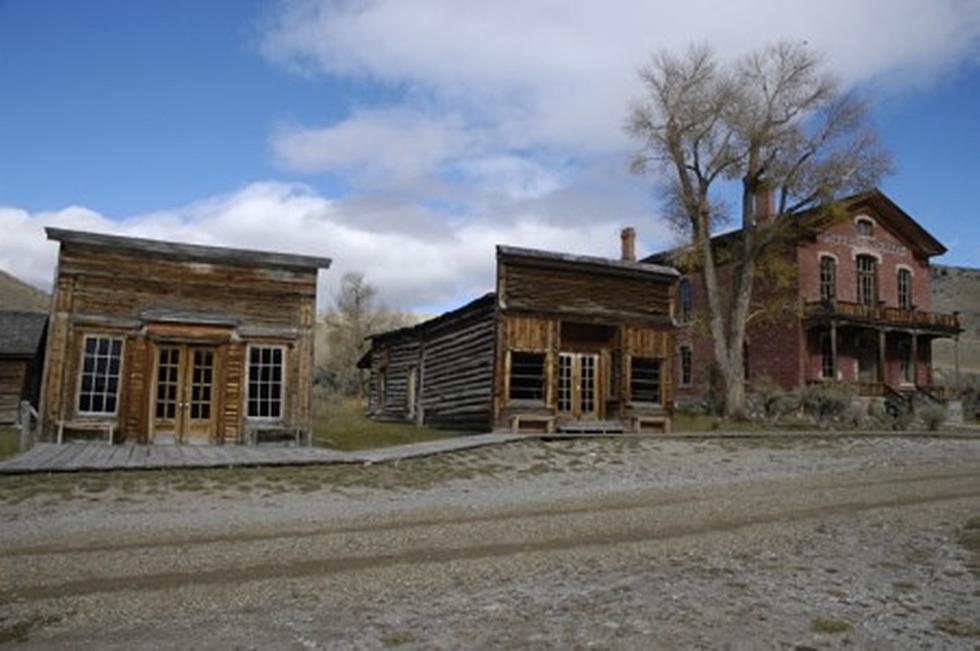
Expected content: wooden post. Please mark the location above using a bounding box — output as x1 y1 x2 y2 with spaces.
830 321 838 380
910 332 918 386
19 401 31 452
877 329 886 385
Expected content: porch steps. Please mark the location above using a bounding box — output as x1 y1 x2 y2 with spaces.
556 420 626 435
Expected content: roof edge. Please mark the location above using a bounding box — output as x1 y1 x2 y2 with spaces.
46 227 333 271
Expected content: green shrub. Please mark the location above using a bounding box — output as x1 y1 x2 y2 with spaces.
800 381 855 424
750 375 800 421
918 403 946 431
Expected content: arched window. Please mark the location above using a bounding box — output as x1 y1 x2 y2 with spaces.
678 277 692 322
897 268 912 310
856 218 874 236
856 255 877 306
819 256 836 302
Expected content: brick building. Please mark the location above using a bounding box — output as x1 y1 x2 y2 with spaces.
646 189 962 406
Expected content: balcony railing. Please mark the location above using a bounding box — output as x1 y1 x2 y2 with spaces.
803 300 960 330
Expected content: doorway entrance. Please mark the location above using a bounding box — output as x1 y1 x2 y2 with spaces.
152 344 217 444
856 332 878 384
557 353 599 419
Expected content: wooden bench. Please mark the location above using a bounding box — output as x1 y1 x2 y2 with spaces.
631 415 671 434
57 420 115 444
509 414 556 434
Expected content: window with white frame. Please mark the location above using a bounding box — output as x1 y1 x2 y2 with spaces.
856 218 874 236
78 335 123 414
247 345 284 419
856 255 878 306
819 256 836 302
679 345 692 387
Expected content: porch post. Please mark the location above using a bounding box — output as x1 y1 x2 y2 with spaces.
829 321 838 380
877 329 886 385
910 331 918 387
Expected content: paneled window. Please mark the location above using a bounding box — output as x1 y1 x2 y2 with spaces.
819 256 836 302
630 357 662 404
678 277 692 322
856 255 878 307
679 346 692 387
247 346 284 419
856 218 874 236
78 336 123 414
509 351 545 401
897 268 912 310
821 335 835 379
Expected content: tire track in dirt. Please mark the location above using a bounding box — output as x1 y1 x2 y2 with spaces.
3 482 978 604
5 465 978 559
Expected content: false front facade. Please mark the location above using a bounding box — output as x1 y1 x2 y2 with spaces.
40 228 331 445
360 238 679 434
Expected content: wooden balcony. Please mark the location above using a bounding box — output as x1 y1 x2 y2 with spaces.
803 300 961 333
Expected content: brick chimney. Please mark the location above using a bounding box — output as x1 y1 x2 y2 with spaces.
754 184 775 222
620 227 636 262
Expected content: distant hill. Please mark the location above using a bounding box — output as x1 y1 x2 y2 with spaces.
0 269 50 313
931 264 980 380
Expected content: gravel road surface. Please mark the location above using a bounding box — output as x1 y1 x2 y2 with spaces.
1 436 978 649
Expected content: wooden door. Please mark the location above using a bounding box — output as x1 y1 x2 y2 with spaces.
557 353 599 419
857 333 878 384
152 344 217 444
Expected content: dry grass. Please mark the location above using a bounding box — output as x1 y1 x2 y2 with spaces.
0 426 21 461
313 394 454 451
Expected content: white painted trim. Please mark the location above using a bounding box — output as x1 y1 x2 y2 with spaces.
853 214 876 236
244 343 288 422
851 249 883 262
817 251 839 263
895 263 915 277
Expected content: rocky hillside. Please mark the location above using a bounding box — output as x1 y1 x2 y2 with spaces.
931 264 980 379
0 269 50 313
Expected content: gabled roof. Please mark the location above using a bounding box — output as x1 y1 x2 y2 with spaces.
498 245 679 280
0 311 47 357
46 227 333 271
643 188 947 265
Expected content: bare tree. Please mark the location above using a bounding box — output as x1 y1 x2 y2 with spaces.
628 42 891 416
318 272 414 398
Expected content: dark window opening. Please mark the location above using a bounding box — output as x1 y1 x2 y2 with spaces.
821 335 835 379
856 218 874 236
897 268 912 310
678 278 692 322
509 351 546 401
630 357 662 404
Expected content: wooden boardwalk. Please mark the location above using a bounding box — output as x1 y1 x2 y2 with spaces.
0 433 522 475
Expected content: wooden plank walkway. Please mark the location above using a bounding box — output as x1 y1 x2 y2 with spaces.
0 433 523 474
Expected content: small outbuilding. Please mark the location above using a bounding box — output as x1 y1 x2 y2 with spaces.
39 228 331 445
0 311 48 424
360 233 679 434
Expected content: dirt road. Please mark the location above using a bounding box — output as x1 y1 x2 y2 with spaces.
1 437 978 648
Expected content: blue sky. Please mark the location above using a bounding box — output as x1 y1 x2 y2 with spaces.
1 0 978 311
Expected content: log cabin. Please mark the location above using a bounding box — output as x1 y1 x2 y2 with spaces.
0 311 48 425
39 228 331 445
360 232 680 434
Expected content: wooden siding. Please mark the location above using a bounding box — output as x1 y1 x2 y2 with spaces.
0 360 28 424
500 259 672 322
40 241 320 444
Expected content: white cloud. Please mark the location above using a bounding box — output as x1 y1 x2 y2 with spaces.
0 181 669 312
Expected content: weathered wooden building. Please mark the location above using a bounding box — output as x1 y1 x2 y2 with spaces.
39 228 331 445
360 236 679 433
0 311 48 424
